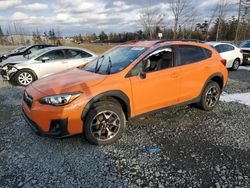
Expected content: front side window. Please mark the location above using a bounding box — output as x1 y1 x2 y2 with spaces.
178 45 208 65
128 47 174 77
38 50 65 61
83 46 147 74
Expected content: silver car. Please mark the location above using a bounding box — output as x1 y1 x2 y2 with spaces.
0 46 97 86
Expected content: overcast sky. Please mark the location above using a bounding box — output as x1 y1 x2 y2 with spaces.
0 0 240 36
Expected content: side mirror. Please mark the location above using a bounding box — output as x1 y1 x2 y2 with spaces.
138 59 150 79
26 50 31 55
41 57 50 63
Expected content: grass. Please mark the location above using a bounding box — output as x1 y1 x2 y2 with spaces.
0 42 117 55
66 43 117 55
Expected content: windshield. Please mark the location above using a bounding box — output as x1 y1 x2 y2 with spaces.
13 46 26 52
83 46 147 74
25 48 50 59
240 41 250 48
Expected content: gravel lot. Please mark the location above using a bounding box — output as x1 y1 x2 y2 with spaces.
0 67 250 187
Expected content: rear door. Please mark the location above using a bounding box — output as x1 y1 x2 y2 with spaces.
176 45 212 103
36 49 67 78
129 46 181 115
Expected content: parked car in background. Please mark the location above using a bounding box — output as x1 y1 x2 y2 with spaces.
0 44 57 62
0 46 26 62
240 40 250 65
207 42 243 70
0 46 97 86
22 40 228 145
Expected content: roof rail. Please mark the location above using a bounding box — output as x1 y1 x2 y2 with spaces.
155 39 205 45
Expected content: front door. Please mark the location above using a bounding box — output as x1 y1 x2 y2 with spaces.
128 47 181 116
36 49 68 78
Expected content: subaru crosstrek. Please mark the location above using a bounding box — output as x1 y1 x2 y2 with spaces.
22 40 228 145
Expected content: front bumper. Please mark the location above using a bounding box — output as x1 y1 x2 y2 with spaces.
0 68 16 81
22 86 86 137
242 52 250 64
22 109 71 138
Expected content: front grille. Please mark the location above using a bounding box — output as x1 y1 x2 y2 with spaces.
23 92 33 109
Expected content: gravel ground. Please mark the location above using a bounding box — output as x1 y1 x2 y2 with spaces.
0 67 250 187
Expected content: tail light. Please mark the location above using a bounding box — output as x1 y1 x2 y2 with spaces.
221 59 227 66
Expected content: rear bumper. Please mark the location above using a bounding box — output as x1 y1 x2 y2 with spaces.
22 109 71 138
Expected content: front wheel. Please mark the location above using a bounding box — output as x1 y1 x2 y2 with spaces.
84 101 126 145
198 81 221 111
14 70 36 86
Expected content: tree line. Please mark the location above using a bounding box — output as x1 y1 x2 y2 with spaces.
0 0 249 45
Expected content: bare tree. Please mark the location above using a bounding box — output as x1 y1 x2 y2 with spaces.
138 7 164 39
235 0 250 43
215 0 231 41
168 0 194 39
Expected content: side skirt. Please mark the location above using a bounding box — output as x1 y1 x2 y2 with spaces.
129 96 201 121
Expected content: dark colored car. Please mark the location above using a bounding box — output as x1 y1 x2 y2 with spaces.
240 40 250 65
0 44 57 62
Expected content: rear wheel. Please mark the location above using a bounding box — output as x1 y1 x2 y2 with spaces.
14 70 36 86
198 81 221 111
231 59 240 71
84 101 126 145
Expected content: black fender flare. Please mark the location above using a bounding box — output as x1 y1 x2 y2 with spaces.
200 72 224 95
81 90 131 121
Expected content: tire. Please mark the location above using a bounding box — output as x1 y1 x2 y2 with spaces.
198 81 221 111
14 69 36 86
231 59 240 71
84 101 126 145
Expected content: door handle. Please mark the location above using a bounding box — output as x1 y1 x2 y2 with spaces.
62 61 68 64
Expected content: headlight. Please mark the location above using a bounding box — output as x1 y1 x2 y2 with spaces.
2 66 8 70
40 92 82 106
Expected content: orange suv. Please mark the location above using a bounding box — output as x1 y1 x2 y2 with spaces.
22 40 228 145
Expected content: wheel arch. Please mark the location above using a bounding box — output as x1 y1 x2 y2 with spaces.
203 73 224 91
15 68 38 81
81 90 131 121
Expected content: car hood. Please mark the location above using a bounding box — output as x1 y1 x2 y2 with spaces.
241 47 250 51
31 68 107 95
1 55 28 66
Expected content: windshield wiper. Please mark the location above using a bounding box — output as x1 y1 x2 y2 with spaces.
106 56 112 74
95 55 105 73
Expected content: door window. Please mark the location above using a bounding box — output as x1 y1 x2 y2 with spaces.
223 44 234 52
65 49 92 59
177 45 209 65
38 50 65 61
128 47 173 77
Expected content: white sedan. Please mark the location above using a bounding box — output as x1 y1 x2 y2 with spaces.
207 42 243 71
0 47 97 86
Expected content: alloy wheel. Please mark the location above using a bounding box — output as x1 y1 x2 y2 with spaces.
90 110 121 141
18 72 33 86
205 86 220 107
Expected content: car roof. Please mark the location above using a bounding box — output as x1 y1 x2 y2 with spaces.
129 40 211 49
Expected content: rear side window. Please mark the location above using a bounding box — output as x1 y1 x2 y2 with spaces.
65 49 92 59
223 44 234 51
177 45 210 65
